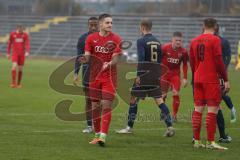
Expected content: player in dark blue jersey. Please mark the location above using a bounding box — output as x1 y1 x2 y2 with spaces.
215 24 236 143
216 25 237 123
73 16 98 133
117 19 175 137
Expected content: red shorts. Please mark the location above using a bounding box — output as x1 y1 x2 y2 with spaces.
12 54 25 66
193 83 221 106
88 78 116 102
161 75 181 93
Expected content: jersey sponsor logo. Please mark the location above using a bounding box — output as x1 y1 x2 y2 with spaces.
95 46 110 54
167 58 180 64
15 38 24 43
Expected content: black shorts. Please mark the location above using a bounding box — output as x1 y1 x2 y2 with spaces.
219 78 226 96
131 83 162 98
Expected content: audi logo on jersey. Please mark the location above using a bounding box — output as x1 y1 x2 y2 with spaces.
95 46 110 54
15 38 24 43
167 58 180 64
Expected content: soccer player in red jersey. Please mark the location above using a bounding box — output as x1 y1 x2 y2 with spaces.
7 25 30 88
83 14 122 147
161 32 188 122
190 18 230 150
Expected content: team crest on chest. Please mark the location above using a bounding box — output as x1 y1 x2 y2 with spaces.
178 52 182 57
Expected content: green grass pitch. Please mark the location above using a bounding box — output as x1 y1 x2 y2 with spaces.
0 58 239 160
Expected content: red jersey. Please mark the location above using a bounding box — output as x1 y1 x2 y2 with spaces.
161 42 188 78
85 32 122 80
190 33 227 83
7 31 30 55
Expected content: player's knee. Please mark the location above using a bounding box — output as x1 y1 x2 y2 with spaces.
194 106 204 113
102 100 113 109
207 107 219 114
172 90 179 96
12 63 17 70
155 97 164 105
91 102 100 109
18 67 23 71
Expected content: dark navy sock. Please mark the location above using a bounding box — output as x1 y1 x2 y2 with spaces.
217 109 226 138
159 103 172 127
87 120 92 127
127 102 138 128
222 95 234 110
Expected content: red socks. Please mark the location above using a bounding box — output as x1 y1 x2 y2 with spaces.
206 112 217 141
11 70 23 85
172 95 180 117
11 70 16 84
101 108 112 134
192 111 217 141
92 107 101 133
92 107 112 134
192 111 202 141
18 71 22 85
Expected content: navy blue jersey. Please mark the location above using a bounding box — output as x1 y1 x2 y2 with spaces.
74 32 90 87
219 36 231 68
136 34 162 85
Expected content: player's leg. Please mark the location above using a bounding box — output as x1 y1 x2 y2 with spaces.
217 107 232 143
88 80 102 144
154 97 175 137
216 79 232 142
96 79 117 146
10 54 18 88
17 65 23 88
97 99 113 146
82 88 93 133
222 94 237 123
170 76 181 122
16 55 25 88
89 101 101 144
116 96 140 134
192 83 205 148
205 83 228 150
160 79 171 102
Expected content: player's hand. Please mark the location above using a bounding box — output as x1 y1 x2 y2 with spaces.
78 56 87 63
182 78 188 88
6 54 10 60
135 76 140 86
73 75 79 86
224 81 230 93
102 62 110 71
25 52 29 57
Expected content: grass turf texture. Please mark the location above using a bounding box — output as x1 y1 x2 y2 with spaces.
0 58 239 160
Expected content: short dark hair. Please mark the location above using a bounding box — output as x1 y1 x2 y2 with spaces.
98 13 112 21
173 31 182 37
88 16 98 22
204 18 217 29
140 18 152 31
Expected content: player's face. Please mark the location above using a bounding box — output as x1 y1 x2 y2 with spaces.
172 36 182 49
100 17 112 32
88 20 98 33
17 26 24 33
